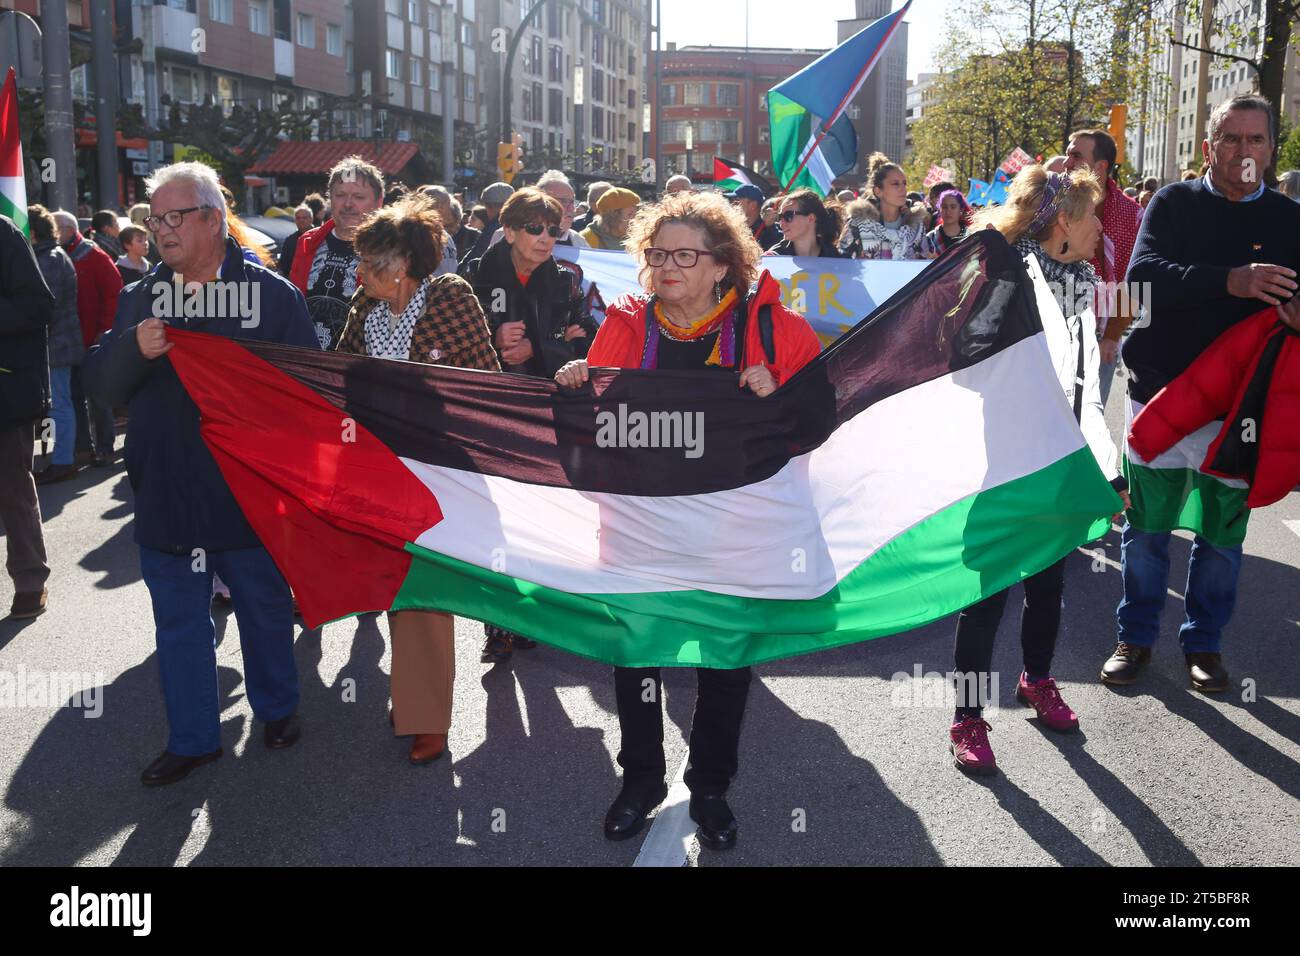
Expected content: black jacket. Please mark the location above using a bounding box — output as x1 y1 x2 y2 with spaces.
83 238 320 553
750 218 782 253
462 238 597 378
0 215 55 428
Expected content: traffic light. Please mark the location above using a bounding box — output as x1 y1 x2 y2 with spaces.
1108 104 1127 168
496 133 525 183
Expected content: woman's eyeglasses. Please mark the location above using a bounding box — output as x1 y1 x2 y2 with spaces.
143 205 213 232
779 210 809 223
521 223 563 238
644 247 715 268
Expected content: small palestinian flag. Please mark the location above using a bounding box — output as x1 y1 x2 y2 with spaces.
712 158 769 197
0 68 28 235
1122 399 1250 548
165 231 1120 668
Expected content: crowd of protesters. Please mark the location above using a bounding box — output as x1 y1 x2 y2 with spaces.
2 92 1298 851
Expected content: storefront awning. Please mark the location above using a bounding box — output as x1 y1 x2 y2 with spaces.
249 141 420 176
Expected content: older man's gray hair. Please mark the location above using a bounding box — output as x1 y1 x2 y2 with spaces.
1208 93 1275 144
51 209 79 232
664 174 693 193
143 161 229 241
327 155 386 199
536 169 573 190
586 180 613 205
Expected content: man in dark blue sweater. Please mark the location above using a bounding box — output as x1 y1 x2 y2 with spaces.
84 162 320 786
1102 95 1300 694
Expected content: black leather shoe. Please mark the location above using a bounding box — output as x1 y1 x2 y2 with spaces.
1187 653 1229 693
1100 642 1152 685
264 713 301 749
603 779 668 841
141 749 222 786
689 794 738 851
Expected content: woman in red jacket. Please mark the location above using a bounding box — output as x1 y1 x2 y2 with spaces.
554 191 821 851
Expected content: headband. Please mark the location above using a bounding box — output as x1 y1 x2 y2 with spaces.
1028 171 1074 235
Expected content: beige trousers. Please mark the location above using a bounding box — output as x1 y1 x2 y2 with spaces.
387 610 455 735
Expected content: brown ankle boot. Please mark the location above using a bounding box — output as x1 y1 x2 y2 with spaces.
409 733 447 765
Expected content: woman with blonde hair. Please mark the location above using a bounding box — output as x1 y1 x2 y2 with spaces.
945 165 1130 776
838 152 929 259
335 194 501 765
554 190 821 851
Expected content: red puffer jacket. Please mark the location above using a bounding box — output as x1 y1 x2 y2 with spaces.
1128 306 1300 508
588 270 822 384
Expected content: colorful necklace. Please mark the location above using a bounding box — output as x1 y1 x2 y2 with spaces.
642 288 739 369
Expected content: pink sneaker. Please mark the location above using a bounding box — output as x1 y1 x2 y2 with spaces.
1016 673 1080 732
949 716 997 775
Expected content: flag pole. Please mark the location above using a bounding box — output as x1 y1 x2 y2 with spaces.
777 0 911 193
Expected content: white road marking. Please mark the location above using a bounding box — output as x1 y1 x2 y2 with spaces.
1284 519 1300 542
633 755 694 867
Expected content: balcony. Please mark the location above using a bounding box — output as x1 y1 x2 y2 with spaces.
148 5 199 55
274 39 294 79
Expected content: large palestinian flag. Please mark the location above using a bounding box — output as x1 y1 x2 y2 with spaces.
166 232 1120 668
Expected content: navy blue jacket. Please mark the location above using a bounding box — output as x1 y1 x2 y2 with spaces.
83 238 320 554
1123 178 1300 403
0 215 54 428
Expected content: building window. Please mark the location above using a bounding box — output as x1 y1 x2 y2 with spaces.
463 74 476 100
628 121 635 142
326 23 342 56
628 88 636 109
531 36 543 76
592 70 604 102
548 88 562 126
683 82 708 105
461 21 474 45
170 67 197 104
387 49 401 79
248 0 268 35
407 0 420 24
428 3 440 32
522 87 533 122
716 83 740 106
410 56 420 85
549 46 563 82
592 32 603 65
660 84 679 105
533 81 543 121
296 13 315 47
216 74 239 115
209 0 232 24
592 106 604 138
346 42 353 72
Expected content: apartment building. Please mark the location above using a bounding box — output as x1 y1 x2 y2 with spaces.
1131 0 1300 182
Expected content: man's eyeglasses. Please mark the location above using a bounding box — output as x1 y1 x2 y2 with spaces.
644 247 715 268
143 205 213 233
521 223 563 237
779 210 809 223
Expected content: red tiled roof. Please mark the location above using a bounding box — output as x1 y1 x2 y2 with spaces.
249 140 420 176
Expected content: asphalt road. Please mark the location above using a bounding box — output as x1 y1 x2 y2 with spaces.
1 378 1297 867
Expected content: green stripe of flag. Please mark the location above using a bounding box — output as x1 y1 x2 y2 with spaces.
1122 455 1250 548
767 91 821 194
392 447 1116 668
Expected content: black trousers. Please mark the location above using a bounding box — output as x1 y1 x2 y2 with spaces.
952 557 1067 709
613 665 751 797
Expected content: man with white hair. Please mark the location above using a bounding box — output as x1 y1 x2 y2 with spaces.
571 180 612 232
663 174 693 197
55 208 122 467
276 203 315 279
487 170 590 249
83 161 320 786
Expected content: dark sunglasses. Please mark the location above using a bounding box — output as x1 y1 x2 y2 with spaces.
779 209 810 223
521 223 562 238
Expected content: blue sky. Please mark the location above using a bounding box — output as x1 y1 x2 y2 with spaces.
659 0 942 81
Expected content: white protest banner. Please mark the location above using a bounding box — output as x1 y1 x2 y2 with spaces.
554 246 927 346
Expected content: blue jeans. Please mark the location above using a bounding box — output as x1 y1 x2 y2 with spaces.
70 365 115 456
1116 525 1242 654
48 366 76 466
140 545 298 755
